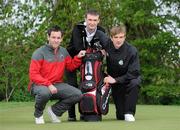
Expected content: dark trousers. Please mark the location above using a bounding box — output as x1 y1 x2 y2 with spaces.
31 82 82 118
66 70 78 118
112 77 141 120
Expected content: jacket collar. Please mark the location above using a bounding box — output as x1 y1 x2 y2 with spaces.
45 44 60 54
111 41 127 52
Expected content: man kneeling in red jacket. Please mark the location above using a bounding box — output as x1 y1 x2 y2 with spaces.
28 25 86 124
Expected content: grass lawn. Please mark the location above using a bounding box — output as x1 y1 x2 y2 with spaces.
0 102 180 130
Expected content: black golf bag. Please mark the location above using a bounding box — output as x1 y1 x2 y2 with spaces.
79 49 111 121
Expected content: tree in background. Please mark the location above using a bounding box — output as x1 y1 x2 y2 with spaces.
0 0 51 101
0 0 179 104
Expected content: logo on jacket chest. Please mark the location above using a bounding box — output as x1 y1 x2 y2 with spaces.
55 54 64 61
118 59 124 65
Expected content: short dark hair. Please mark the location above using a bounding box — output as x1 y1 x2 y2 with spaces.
85 9 100 18
47 25 64 37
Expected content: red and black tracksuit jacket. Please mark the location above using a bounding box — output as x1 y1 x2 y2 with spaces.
28 44 82 91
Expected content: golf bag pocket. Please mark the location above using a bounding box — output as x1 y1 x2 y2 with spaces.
80 80 96 92
79 90 98 114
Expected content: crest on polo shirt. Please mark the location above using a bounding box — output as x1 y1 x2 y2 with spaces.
118 59 123 65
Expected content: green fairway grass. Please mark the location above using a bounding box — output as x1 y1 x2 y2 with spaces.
0 102 180 130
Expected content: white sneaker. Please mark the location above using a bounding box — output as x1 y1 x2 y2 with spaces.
124 114 135 122
47 106 61 123
35 115 45 124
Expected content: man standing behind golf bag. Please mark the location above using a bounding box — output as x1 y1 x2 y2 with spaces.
66 9 108 121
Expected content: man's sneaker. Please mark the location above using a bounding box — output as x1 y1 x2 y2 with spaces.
35 115 45 124
68 117 77 121
124 114 135 122
47 106 61 123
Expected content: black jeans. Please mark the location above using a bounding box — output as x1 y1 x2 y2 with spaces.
112 77 141 120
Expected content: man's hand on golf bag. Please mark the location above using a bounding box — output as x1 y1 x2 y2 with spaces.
77 50 86 58
104 75 116 85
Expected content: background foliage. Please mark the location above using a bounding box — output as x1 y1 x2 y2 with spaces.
0 0 179 104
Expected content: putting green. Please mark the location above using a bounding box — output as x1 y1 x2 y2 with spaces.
0 102 179 130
